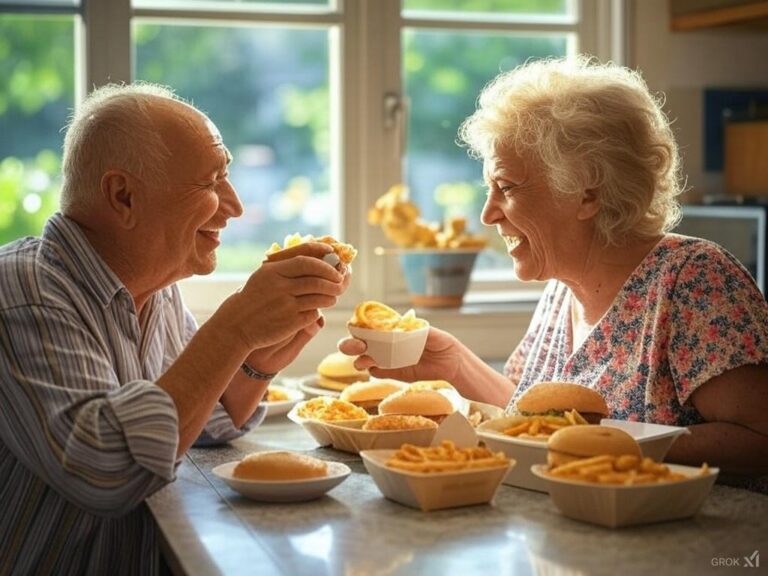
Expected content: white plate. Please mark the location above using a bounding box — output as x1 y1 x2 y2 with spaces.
297 375 341 398
211 460 351 502
264 385 306 418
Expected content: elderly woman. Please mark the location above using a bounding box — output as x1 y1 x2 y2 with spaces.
341 56 768 478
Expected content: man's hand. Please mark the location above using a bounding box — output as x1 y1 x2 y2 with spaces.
245 315 326 375
215 242 348 353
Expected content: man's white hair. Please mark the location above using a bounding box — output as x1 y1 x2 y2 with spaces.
60 82 183 215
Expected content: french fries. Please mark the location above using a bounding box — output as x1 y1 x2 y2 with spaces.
503 410 588 440
386 440 510 473
547 454 710 485
266 387 289 402
296 397 368 422
348 301 427 332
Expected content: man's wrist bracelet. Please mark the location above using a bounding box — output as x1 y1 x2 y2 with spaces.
240 362 278 381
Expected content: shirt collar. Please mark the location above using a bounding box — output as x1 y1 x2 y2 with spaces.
43 213 129 308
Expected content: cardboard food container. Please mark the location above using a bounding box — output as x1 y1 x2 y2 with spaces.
360 448 513 512
347 323 429 369
477 416 691 493
320 419 438 454
530 463 718 528
287 401 368 447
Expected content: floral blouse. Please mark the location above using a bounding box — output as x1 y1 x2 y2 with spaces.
504 234 768 426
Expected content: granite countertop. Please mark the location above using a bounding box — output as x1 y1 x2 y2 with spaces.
148 418 768 576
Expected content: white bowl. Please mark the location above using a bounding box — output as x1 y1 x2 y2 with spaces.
477 416 691 492
264 385 305 418
347 323 429 369
531 463 718 528
360 448 514 512
212 460 351 503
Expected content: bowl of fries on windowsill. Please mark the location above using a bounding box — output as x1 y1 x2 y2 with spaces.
477 415 691 493
531 456 718 528
360 440 514 512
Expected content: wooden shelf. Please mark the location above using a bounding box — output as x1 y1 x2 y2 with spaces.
671 0 768 31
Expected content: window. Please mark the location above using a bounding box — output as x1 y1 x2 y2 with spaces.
0 6 77 246
0 0 624 316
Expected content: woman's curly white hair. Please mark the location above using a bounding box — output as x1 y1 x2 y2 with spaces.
458 55 684 245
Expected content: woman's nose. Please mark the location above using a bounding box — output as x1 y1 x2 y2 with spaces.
480 193 500 227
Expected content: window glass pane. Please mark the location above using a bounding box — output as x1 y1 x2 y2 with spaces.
403 0 568 17
403 30 568 272
0 0 79 7
135 23 332 274
0 14 74 244
133 0 329 8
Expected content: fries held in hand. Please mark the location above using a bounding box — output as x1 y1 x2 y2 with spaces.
386 440 510 474
349 301 427 332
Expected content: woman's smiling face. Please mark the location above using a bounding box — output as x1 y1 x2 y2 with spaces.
480 146 587 282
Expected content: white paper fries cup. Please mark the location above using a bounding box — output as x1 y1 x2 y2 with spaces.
347 323 429 369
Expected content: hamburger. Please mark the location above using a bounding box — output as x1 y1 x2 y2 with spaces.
233 451 328 481
362 414 438 431
514 382 608 424
378 380 462 423
316 352 370 392
546 425 642 468
339 379 409 413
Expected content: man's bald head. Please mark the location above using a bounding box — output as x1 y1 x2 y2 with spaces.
60 82 199 216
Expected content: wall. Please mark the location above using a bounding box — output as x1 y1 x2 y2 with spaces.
632 0 768 200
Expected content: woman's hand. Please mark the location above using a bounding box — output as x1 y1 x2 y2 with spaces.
338 326 464 383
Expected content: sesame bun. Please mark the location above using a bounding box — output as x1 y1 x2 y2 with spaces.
316 352 369 390
339 379 409 412
233 451 328 481
547 425 642 468
362 414 438 431
515 382 608 422
378 387 457 420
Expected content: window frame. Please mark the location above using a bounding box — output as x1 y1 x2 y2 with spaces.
2 0 630 323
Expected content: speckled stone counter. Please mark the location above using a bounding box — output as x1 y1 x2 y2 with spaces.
147 418 768 576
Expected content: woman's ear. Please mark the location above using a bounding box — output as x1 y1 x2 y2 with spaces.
577 188 600 221
101 170 138 229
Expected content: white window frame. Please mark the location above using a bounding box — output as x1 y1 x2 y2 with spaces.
3 0 630 365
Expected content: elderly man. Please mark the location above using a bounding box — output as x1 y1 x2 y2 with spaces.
0 83 349 574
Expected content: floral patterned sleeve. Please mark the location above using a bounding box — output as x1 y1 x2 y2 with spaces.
667 243 768 405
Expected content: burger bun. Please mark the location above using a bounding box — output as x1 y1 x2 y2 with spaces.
339 379 409 412
515 382 608 423
378 385 460 422
233 451 329 481
546 425 642 468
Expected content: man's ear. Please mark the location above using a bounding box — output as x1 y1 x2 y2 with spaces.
577 188 600 221
101 170 137 228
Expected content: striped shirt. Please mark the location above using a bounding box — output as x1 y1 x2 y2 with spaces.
0 213 265 575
